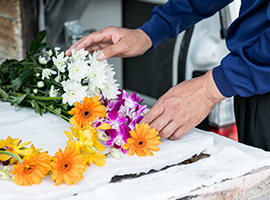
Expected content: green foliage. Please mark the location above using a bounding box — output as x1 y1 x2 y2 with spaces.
0 31 70 121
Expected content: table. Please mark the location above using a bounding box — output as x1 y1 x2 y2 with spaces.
1 102 270 200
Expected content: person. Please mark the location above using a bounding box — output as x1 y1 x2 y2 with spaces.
66 0 270 151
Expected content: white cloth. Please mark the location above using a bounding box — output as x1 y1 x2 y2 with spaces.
0 102 270 200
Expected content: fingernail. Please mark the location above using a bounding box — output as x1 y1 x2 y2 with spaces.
97 51 106 60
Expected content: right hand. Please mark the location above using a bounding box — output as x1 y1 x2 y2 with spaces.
65 26 152 60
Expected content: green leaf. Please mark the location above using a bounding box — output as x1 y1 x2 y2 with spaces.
11 69 33 89
28 30 46 57
12 93 27 105
55 108 61 115
0 87 9 98
29 100 42 115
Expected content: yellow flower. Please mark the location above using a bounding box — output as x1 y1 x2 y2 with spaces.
122 123 161 157
87 152 106 167
0 136 33 163
49 145 87 186
67 118 110 153
68 96 106 128
11 152 50 186
65 129 95 155
23 144 43 160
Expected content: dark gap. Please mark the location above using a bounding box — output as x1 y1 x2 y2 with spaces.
110 153 210 183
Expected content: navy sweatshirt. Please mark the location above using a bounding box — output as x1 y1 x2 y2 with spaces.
140 0 270 97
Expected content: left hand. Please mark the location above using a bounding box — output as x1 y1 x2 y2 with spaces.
140 69 226 140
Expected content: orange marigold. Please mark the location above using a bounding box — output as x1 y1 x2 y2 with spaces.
49 145 87 186
122 123 161 157
68 96 106 128
11 152 50 186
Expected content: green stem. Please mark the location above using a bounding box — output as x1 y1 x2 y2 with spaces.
0 151 23 164
35 101 70 121
105 152 111 156
26 96 62 101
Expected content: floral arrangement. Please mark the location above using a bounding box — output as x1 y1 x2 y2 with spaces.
0 30 119 121
0 31 161 186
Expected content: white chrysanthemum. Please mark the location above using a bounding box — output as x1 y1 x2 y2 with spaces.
70 48 89 62
39 56 48 65
55 47 61 55
54 75 61 83
87 63 108 89
42 68 57 80
87 84 101 98
88 51 108 66
53 52 68 72
49 85 59 97
67 59 89 82
101 80 120 100
61 79 87 106
105 65 116 80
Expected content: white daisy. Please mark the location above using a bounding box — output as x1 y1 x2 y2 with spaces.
52 52 68 72
54 47 61 55
42 68 57 80
87 62 108 89
49 85 59 97
67 59 89 82
38 56 47 65
70 48 89 62
105 64 116 80
61 79 87 106
88 51 109 66
101 79 120 100
87 84 101 98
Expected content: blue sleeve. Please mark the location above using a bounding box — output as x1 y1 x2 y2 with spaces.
213 2 270 97
139 0 233 49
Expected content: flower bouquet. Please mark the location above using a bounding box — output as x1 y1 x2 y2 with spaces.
0 30 119 121
0 31 161 186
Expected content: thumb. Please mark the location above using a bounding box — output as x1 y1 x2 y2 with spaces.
97 42 125 60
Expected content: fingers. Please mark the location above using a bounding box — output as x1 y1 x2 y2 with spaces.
97 42 124 60
140 103 164 125
65 28 112 56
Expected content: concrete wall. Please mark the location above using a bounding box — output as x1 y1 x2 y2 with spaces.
0 0 23 61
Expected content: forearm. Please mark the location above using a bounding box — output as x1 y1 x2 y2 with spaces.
139 0 233 49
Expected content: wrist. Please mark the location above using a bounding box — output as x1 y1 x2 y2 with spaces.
201 69 226 105
137 28 153 51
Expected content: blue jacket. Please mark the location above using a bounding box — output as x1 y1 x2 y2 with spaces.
140 0 270 97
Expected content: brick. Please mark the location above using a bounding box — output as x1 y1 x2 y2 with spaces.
0 0 20 20
0 0 22 59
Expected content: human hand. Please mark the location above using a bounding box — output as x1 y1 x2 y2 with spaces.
140 69 226 140
65 26 152 60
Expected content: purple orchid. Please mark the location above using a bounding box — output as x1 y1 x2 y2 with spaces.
122 90 144 110
105 109 127 130
95 89 148 157
105 124 130 154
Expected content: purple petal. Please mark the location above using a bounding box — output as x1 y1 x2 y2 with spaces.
105 139 114 146
108 109 119 120
121 148 127 154
135 116 144 124
105 129 118 139
113 142 121 149
117 117 127 124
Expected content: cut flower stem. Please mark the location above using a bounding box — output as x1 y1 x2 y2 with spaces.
0 151 23 164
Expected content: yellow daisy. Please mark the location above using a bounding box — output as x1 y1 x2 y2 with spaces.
122 123 161 157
